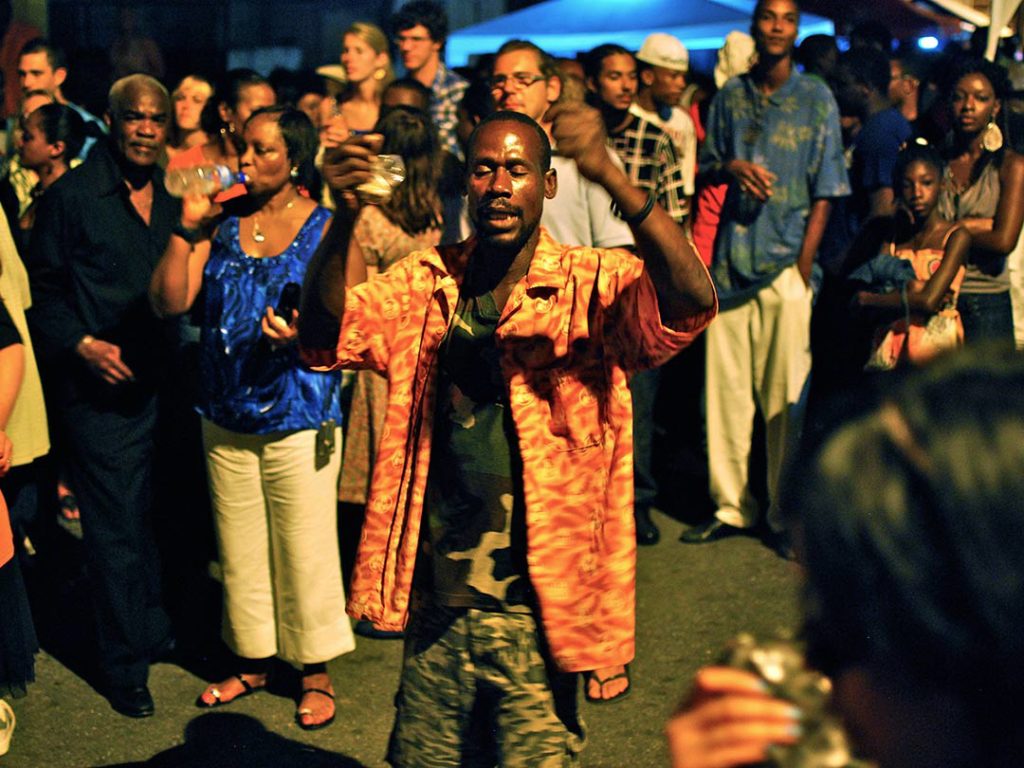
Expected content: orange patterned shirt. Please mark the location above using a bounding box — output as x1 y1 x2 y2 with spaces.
303 227 716 671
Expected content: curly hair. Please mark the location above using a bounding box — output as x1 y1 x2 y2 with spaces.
943 55 1014 176
391 0 449 45
943 55 1012 103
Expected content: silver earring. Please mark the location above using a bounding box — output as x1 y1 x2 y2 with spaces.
982 120 1004 152
289 167 299 180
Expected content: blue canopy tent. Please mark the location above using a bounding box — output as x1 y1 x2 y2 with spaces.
445 0 835 66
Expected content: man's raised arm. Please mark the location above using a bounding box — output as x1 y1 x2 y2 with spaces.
545 102 716 322
298 134 380 352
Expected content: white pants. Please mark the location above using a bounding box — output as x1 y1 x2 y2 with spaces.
201 418 355 665
705 264 812 530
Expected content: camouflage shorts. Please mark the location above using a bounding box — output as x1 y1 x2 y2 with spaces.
386 603 586 767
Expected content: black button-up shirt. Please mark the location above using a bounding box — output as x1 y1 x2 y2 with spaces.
26 142 180 398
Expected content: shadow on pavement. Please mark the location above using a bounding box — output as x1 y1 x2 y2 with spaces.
95 712 368 768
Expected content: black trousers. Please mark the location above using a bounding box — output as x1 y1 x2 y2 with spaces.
62 391 170 689
631 366 661 513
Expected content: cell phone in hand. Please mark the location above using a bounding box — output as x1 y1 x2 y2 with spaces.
275 282 301 321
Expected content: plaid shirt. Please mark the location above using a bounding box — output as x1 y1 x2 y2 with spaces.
609 114 689 223
430 63 469 161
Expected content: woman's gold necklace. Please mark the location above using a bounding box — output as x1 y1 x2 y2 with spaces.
252 193 297 244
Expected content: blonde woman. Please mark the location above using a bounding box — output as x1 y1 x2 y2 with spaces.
166 74 213 161
320 22 394 134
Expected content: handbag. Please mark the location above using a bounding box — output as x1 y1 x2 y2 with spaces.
865 284 962 371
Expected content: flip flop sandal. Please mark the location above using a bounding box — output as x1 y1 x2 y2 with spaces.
195 673 265 708
584 664 631 704
296 687 336 731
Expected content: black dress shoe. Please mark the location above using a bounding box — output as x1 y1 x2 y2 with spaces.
763 529 797 561
107 685 155 718
634 508 660 546
679 519 742 544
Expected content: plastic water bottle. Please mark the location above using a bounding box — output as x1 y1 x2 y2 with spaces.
164 164 247 197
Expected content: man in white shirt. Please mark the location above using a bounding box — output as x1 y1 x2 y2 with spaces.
487 39 633 250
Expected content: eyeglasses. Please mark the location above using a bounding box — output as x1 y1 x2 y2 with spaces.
487 73 547 92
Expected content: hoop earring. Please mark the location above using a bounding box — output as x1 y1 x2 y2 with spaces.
982 119 1004 152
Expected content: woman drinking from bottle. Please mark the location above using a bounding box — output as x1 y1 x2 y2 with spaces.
150 106 353 731
167 69 276 204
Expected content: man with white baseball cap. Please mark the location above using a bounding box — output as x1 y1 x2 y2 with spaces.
632 32 697 218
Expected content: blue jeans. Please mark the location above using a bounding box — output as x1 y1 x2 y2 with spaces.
958 291 1014 349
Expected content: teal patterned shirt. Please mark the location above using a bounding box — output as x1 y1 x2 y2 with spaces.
701 71 849 301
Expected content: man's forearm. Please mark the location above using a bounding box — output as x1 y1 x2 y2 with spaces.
298 214 356 352
595 163 715 320
797 199 833 282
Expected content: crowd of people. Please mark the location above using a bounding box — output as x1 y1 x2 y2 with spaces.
0 0 1023 764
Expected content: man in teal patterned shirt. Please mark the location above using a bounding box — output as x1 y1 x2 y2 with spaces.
683 0 849 550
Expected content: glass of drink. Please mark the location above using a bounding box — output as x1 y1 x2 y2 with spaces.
357 154 406 204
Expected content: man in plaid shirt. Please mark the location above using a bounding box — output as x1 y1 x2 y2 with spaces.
390 1 468 161
584 43 689 227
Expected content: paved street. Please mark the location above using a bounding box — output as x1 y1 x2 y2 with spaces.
3 509 799 768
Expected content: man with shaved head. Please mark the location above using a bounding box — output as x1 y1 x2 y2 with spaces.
26 74 179 718
300 104 716 763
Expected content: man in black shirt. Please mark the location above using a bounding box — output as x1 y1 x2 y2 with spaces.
26 74 178 718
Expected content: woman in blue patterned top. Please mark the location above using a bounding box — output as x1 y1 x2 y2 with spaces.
150 106 353 730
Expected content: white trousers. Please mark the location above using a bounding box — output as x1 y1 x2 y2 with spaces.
705 264 812 530
201 418 355 665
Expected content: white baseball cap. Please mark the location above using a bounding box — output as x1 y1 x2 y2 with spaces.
636 33 689 73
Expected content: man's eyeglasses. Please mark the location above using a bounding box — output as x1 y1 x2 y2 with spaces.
488 73 547 92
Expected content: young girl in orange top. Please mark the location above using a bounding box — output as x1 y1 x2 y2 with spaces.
852 143 972 369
